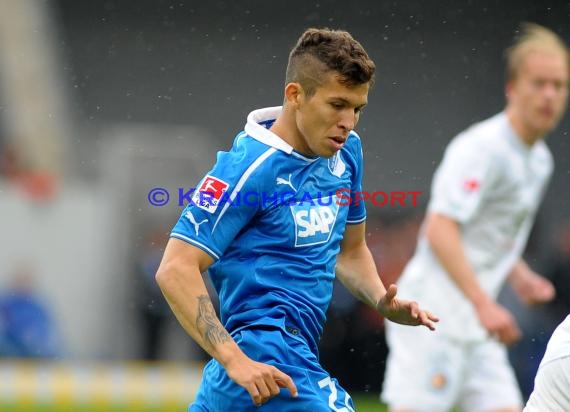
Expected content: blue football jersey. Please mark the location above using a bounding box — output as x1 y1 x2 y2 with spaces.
171 106 366 354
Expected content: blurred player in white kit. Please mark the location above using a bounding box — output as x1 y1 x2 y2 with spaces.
382 22 569 412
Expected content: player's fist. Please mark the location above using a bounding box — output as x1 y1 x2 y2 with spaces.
476 300 521 345
513 271 555 305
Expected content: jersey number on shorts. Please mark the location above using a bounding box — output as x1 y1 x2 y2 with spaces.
318 376 355 412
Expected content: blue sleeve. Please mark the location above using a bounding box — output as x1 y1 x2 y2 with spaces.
346 133 367 224
171 141 274 260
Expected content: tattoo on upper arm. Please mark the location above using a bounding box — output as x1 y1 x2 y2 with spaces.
196 295 231 346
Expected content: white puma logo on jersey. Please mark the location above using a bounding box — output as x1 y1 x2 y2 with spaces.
185 210 208 236
276 174 297 192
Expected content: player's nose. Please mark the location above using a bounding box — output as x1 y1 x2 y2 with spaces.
338 112 356 131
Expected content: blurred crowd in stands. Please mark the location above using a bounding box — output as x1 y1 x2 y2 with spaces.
0 140 57 202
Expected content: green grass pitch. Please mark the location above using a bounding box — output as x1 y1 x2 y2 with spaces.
1 393 387 411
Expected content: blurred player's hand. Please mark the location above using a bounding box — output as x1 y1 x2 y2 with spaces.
475 299 521 345
225 353 298 406
511 270 556 305
377 284 439 330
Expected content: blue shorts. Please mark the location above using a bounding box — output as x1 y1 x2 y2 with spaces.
189 327 355 411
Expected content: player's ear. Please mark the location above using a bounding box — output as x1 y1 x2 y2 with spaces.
505 80 515 102
284 82 303 108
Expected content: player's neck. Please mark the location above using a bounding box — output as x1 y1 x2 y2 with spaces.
269 112 312 156
505 107 543 147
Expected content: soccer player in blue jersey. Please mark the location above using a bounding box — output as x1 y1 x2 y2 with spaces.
156 27 438 411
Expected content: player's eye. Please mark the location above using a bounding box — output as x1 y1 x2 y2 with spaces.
355 104 367 115
532 79 546 89
552 80 567 92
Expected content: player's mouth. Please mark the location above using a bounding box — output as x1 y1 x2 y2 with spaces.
538 106 555 119
329 136 346 150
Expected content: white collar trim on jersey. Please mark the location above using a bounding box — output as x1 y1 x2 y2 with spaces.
500 112 533 154
245 106 294 154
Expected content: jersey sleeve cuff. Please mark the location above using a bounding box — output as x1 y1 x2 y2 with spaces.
427 202 471 224
346 215 367 225
170 233 221 260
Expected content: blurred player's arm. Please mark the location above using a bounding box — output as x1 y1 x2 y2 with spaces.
425 212 520 344
507 258 555 305
155 238 297 406
336 222 438 330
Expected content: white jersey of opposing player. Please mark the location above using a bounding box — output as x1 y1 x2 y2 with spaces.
523 315 570 412
540 315 570 366
397 112 553 342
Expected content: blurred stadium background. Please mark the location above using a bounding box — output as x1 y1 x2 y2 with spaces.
0 0 569 411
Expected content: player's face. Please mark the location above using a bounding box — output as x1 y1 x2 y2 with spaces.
295 73 369 157
508 51 569 137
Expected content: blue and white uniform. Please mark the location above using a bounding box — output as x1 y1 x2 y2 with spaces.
171 106 365 411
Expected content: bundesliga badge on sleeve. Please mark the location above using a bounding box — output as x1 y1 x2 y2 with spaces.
192 175 230 213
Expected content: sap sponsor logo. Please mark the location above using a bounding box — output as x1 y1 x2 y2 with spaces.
291 194 340 247
191 175 229 213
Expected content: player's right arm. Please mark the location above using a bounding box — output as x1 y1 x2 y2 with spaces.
156 238 297 406
425 212 521 345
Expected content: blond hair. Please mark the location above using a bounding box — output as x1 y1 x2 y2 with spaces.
505 23 569 81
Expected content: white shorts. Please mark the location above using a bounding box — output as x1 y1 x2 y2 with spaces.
523 356 570 412
381 322 522 412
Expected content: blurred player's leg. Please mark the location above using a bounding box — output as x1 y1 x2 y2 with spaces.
382 322 464 412
458 338 522 412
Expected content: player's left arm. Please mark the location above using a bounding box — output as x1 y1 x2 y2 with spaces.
336 222 438 330
508 258 555 305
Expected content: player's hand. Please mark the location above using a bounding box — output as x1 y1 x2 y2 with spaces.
511 270 555 305
475 299 521 345
225 353 298 406
376 284 439 330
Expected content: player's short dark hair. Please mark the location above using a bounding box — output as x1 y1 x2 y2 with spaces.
285 28 376 96
505 22 570 82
